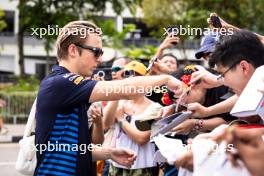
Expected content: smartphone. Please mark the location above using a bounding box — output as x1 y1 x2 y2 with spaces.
166 25 180 45
210 16 222 28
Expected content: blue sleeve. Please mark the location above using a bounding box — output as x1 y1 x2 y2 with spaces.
51 73 97 107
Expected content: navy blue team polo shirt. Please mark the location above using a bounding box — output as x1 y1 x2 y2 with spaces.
34 65 97 176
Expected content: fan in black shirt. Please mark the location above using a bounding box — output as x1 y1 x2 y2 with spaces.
170 65 237 134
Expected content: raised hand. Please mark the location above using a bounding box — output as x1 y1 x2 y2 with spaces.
190 66 222 89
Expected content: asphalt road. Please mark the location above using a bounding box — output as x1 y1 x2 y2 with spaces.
0 143 24 176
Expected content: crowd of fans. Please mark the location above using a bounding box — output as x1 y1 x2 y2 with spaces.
32 13 264 176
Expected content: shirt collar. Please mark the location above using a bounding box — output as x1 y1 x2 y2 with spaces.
52 65 71 73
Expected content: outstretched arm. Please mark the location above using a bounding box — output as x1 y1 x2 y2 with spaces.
209 13 264 44
89 75 183 102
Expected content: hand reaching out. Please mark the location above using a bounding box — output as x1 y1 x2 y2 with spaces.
172 119 195 135
166 76 184 97
88 104 103 124
187 102 209 118
110 148 137 168
190 66 222 89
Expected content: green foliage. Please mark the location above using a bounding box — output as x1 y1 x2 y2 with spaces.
109 0 142 15
96 19 136 48
1 76 39 93
16 0 141 75
183 0 264 34
142 0 184 28
142 0 264 37
18 0 142 50
0 8 7 31
124 45 157 59
18 0 82 53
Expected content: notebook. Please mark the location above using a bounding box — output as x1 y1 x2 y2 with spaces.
150 111 192 138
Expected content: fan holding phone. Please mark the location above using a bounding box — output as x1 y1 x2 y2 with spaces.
147 25 180 74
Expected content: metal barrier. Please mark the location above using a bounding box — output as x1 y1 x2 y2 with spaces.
0 91 37 124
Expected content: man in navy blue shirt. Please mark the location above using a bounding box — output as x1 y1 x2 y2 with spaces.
34 21 183 176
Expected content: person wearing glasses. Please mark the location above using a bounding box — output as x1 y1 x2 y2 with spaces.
187 12 264 120
157 65 237 176
177 21 237 121
102 57 132 131
105 61 162 176
34 21 183 176
189 31 264 124
174 29 264 175
168 65 237 135
111 57 132 80
159 30 237 127
98 57 131 176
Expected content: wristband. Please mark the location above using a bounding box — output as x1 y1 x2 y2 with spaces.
193 119 203 131
199 119 204 130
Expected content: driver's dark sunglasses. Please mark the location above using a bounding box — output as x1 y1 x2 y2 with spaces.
74 43 104 58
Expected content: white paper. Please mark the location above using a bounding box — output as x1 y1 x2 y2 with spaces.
178 167 193 176
192 139 251 176
153 134 188 165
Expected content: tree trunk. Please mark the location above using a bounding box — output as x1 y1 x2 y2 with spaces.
17 25 25 77
17 1 25 77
